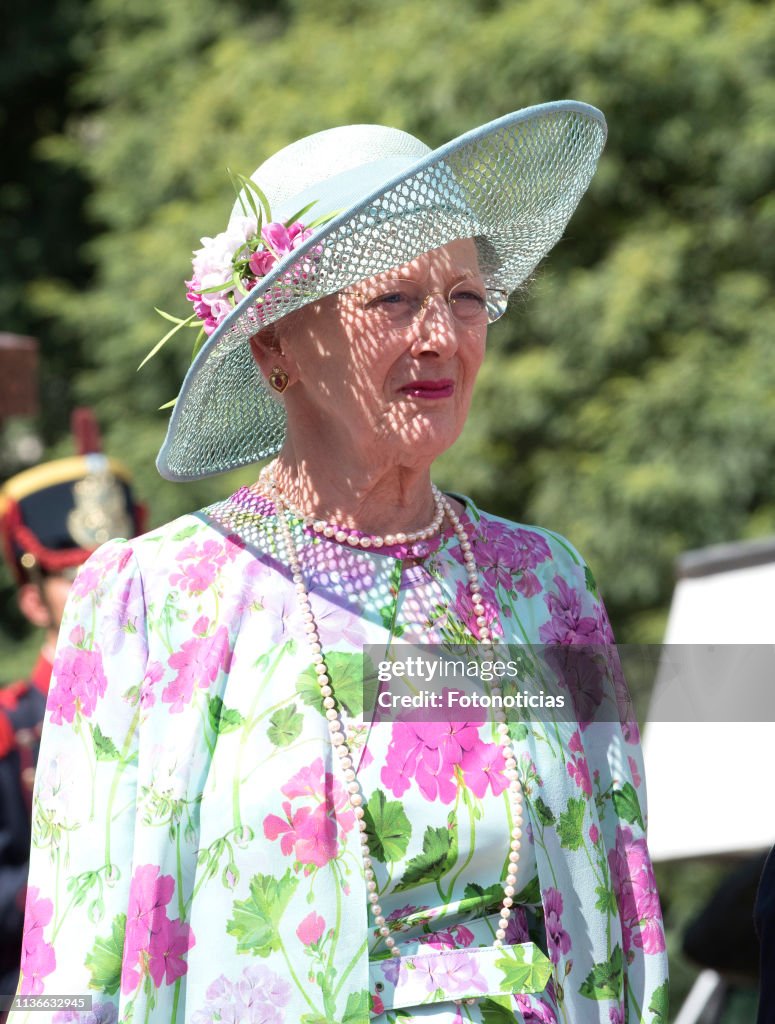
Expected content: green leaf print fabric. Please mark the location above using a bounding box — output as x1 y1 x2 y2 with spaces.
9 489 668 1024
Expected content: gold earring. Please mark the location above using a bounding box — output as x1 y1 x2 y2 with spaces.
268 366 289 393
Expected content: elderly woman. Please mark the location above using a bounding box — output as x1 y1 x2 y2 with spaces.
10 103 668 1024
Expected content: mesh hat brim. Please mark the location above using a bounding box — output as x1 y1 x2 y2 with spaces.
157 101 606 481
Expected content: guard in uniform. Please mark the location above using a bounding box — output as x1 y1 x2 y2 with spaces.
0 422 144 1005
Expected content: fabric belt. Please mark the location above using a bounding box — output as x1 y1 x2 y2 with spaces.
369 940 551 1014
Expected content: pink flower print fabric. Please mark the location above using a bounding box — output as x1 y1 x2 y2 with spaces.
263 756 356 870
541 887 572 964
608 826 667 957
121 865 195 995
9 491 667 1024
47 646 108 724
18 888 56 995
162 623 232 712
381 721 509 805
190 965 292 1024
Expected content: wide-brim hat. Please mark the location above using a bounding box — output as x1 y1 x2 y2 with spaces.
157 100 607 481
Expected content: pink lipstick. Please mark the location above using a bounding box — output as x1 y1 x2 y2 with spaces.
400 379 455 399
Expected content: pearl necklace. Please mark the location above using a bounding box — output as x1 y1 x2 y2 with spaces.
262 465 524 988
256 467 447 550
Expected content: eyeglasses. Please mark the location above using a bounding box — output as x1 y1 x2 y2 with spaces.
341 281 509 329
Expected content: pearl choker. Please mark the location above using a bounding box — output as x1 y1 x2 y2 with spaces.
256 466 447 550
262 462 524 999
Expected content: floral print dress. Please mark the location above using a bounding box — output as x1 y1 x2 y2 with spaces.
9 489 668 1024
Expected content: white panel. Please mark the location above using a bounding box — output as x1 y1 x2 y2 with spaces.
642 560 775 860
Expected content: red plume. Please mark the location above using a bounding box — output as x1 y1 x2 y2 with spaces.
71 407 102 456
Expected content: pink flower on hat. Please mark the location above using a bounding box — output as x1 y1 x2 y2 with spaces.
186 215 258 335
147 164 339 377
249 221 313 277
186 217 315 336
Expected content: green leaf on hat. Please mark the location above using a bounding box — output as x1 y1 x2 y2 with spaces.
232 171 272 226
306 207 344 230
191 328 207 362
284 199 319 226
139 310 200 369
231 268 252 298
196 279 234 296
227 168 262 230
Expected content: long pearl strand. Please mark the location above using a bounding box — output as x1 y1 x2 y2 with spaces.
438 494 525 948
264 466 524 974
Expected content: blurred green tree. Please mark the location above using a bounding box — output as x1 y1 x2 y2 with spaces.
18 0 775 640
0 0 93 441
0 0 96 666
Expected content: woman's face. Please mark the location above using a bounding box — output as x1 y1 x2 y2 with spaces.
259 238 489 471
